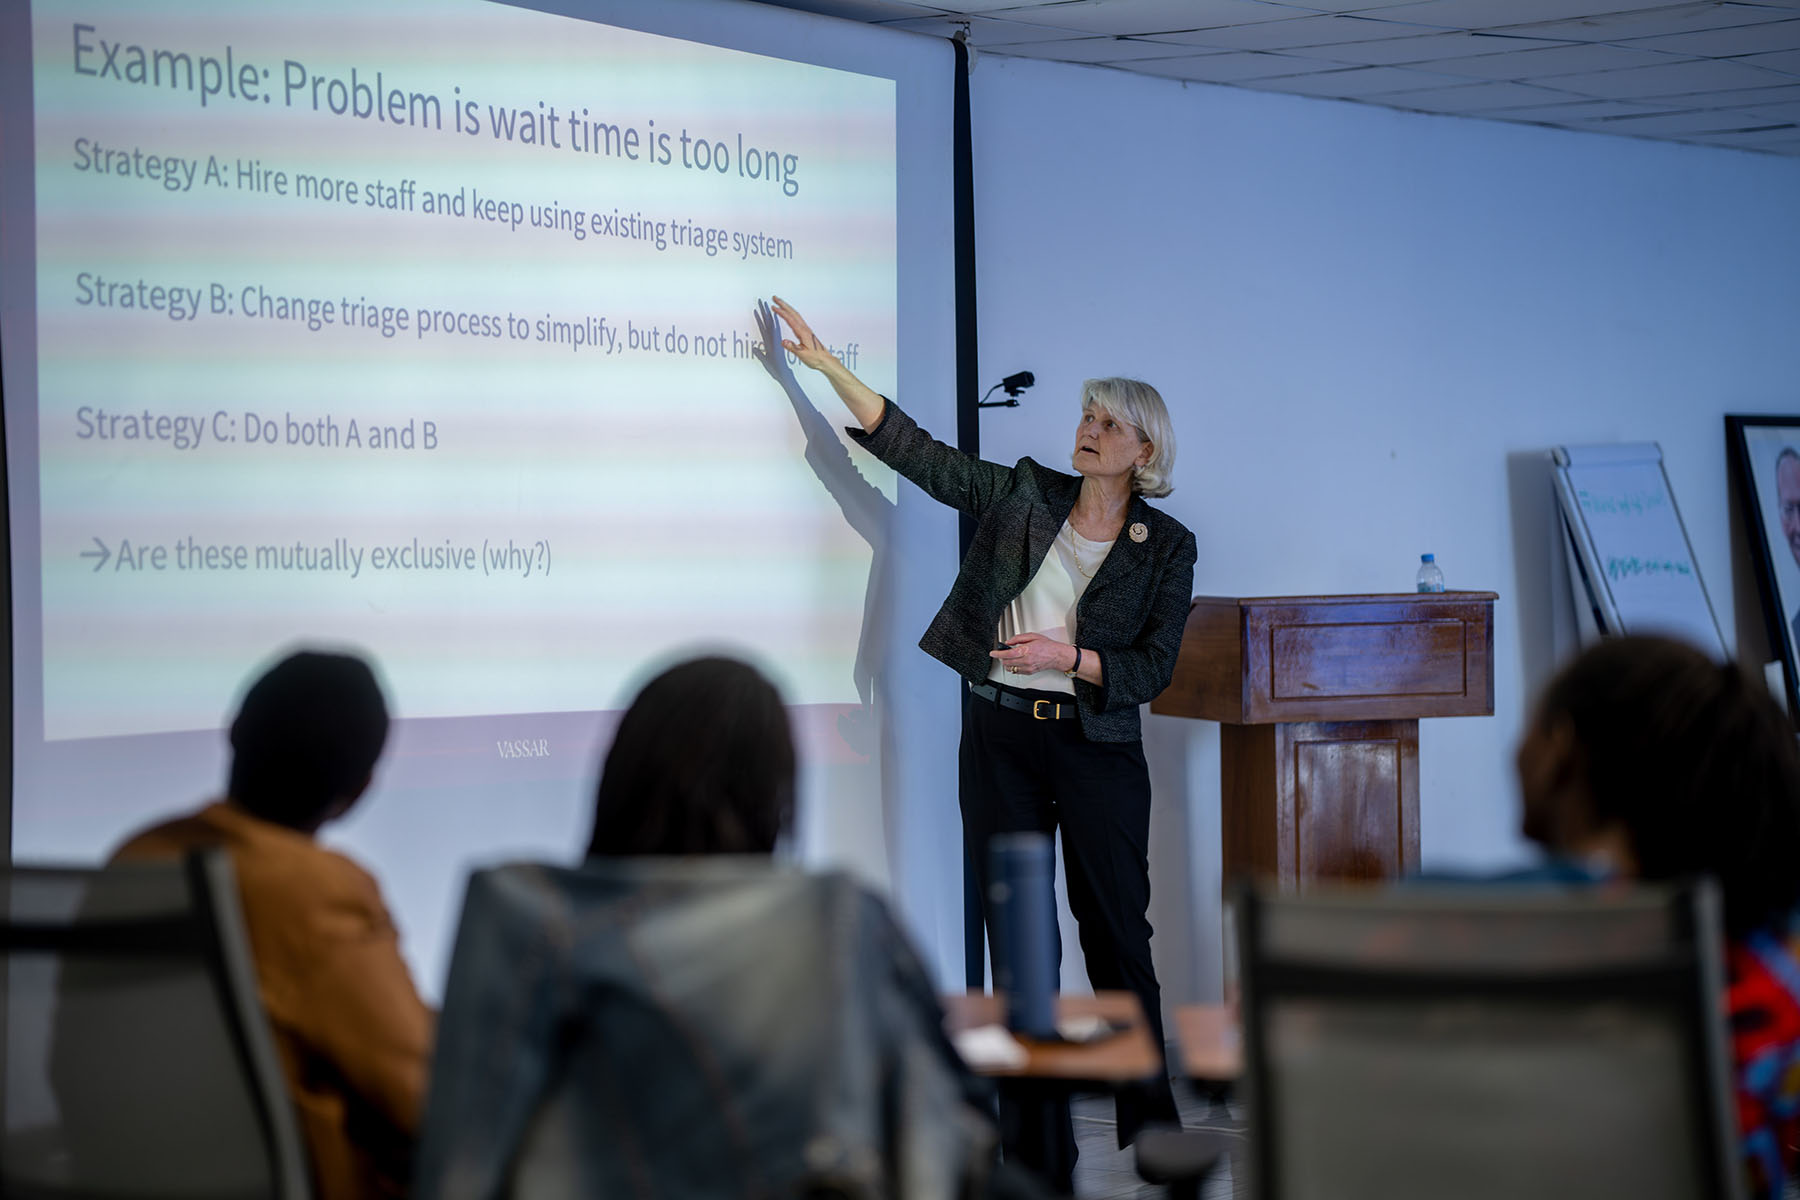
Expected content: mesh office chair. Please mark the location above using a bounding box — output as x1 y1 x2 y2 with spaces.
1236 880 1745 1200
2 851 311 1199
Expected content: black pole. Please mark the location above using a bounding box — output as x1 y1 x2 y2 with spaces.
951 35 985 992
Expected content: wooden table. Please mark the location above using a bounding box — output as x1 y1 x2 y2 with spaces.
1173 1004 1242 1085
941 990 1162 1083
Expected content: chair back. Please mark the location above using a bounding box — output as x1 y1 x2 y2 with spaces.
2 851 311 1198
1236 880 1744 1200
416 860 995 1200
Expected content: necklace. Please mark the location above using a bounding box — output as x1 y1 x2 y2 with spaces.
1065 525 1104 578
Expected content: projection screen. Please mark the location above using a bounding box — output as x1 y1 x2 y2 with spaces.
1 0 960 993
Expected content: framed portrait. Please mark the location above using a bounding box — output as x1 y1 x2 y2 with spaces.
1725 415 1800 720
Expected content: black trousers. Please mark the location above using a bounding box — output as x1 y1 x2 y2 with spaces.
960 683 1181 1192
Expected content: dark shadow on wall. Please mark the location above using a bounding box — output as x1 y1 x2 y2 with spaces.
751 300 902 877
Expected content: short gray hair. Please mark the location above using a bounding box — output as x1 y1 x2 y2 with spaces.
1080 378 1176 499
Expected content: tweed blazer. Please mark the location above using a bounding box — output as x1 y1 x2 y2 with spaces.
850 400 1196 743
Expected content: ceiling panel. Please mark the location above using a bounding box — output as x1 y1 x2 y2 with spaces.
766 0 1800 155
878 14 1093 44
1544 56 1796 97
1242 64 1482 94
1585 106 1800 132
1372 78 1581 109
1497 97 1684 120
1129 51 1349 81
986 35 1233 63
1416 41 1682 78
1734 99 1800 121
755 0 948 18
1501 3 1800 43
1139 14 1447 51
1278 30 1577 63
1738 47 1800 72
1621 17 1800 55
1655 81 1800 104
1374 0 1684 27
988 0 1314 34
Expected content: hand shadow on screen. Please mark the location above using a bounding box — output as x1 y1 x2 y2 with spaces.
752 301 895 744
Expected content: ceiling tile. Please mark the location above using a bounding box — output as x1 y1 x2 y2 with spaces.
987 34 1240 63
1620 17 1800 56
1241 64 1482 95
904 0 1039 12
1374 0 1677 28
1129 51 1343 82
875 15 1087 45
1419 41 1681 78
1375 79 1579 108
758 0 1800 156
984 0 1314 35
750 0 949 19
1729 99 1800 121
1677 124 1800 145
1584 106 1798 132
1500 2 1800 43
1278 0 1443 9
1490 97 1681 120
1738 47 1800 73
1648 81 1800 105
1541 55 1796 97
1272 30 1575 64
1138 13 1454 51
879 0 1024 11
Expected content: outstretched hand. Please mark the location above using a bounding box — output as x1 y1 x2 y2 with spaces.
770 296 841 375
763 296 886 432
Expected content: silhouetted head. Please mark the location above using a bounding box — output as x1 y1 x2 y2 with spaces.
1517 635 1800 935
228 650 390 833
588 656 795 858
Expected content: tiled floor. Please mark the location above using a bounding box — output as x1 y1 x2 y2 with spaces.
1068 1084 1246 1200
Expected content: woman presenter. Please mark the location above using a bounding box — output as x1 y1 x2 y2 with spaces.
772 298 1195 1190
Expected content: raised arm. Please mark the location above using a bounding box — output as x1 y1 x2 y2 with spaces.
771 297 886 432
768 297 1022 517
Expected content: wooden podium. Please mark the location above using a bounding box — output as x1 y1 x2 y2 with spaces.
1151 593 1496 889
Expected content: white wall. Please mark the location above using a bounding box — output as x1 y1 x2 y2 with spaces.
959 54 1800 1008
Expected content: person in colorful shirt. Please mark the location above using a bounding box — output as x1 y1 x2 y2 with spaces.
1516 635 1800 1197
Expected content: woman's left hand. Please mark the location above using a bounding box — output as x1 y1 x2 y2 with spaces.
990 632 1073 677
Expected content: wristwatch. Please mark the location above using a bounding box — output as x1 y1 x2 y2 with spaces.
1064 646 1083 678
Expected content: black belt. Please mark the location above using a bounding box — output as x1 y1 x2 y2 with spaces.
969 682 1079 720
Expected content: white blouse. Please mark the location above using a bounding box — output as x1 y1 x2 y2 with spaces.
988 519 1115 695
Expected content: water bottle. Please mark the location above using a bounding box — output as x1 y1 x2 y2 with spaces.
989 832 1057 1039
1416 553 1445 594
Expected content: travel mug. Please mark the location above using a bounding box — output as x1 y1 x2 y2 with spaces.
989 832 1057 1038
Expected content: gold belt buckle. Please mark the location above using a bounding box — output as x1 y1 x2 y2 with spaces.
1032 699 1053 720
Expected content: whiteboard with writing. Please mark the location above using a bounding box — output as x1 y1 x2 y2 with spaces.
1552 443 1725 658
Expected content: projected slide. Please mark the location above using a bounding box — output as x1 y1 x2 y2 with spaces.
28 0 896 744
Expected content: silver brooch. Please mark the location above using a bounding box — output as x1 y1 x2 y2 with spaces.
1128 522 1148 543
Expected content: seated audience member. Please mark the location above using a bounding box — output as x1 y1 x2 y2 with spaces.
1517 635 1800 1197
416 655 1029 1199
95 650 433 1198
